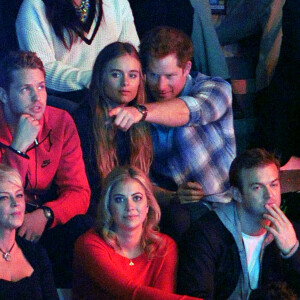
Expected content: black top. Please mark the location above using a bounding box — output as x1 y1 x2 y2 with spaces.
0 236 58 300
0 0 23 57
253 0 300 164
129 0 194 38
73 103 130 217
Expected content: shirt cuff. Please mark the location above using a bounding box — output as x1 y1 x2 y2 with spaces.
179 95 204 126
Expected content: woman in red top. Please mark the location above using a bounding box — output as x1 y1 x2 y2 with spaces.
73 166 201 300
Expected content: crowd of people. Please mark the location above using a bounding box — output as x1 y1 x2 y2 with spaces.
0 0 299 299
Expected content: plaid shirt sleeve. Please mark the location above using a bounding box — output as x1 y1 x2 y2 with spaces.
179 76 232 126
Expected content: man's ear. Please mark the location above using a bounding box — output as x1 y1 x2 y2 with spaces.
231 186 243 203
183 61 192 76
0 88 8 105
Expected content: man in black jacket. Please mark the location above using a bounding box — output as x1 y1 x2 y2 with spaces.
178 148 300 299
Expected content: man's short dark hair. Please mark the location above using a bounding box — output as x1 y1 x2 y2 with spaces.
0 51 45 92
229 148 280 191
139 26 193 72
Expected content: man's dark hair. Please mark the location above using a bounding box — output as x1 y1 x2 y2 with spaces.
0 51 45 92
229 148 280 191
139 26 193 72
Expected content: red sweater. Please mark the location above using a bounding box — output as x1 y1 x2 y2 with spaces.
0 107 90 227
73 229 201 300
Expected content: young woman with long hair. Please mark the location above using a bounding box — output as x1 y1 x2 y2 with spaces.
74 42 152 216
73 166 202 300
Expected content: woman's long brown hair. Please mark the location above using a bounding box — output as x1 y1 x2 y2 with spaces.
89 42 152 181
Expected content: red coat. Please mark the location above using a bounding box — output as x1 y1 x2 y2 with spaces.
0 106 90 227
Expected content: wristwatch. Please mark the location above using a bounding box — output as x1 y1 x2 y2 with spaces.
133 104 148 122
41 206 54 229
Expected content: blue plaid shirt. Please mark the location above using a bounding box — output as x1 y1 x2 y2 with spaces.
151 72 236 203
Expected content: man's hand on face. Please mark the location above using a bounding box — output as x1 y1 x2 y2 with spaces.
176 181 204 204
10 114 41 152
18 209 47 243
108 106 143 131
263 204 298 255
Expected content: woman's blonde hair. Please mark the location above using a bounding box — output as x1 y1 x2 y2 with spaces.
0 164 23 188
89 42 152 180
95 166 164 258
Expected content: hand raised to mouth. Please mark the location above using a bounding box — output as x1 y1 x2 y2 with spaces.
263 204 298 255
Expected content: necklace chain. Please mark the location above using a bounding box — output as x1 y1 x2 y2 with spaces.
0 241 15 262
74 0 90 23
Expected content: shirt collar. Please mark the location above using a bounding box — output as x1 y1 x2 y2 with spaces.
179 74 192 97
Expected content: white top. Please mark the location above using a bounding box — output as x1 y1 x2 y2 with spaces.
242 232 267 290
16 0 140 92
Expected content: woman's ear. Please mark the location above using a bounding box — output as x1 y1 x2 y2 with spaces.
0 88 8 105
